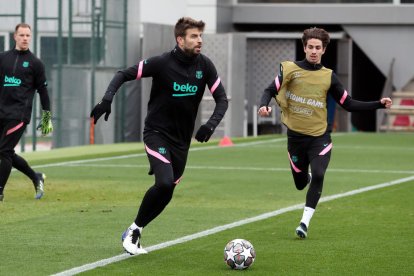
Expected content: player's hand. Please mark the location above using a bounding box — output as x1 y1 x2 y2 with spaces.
258 106 272 117
90 100 112 124
380 97 392 108
195 123 214 142
36 110 53 136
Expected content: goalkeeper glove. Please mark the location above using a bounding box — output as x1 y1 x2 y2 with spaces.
37 110 53 136
195 123 215 142
90 99 111 124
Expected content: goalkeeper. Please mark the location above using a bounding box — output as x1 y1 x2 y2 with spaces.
0 23 53 202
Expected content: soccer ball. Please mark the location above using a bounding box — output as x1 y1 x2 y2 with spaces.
224 238 256 270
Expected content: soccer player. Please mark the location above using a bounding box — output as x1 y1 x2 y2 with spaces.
0 23 53 202
90 17 228 254
258 27 392 239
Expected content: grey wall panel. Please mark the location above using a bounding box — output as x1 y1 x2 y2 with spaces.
51 66 117 147
141 23 175 136
124 0 142 142
343 25 414 90
227 34 247 137
92 69 120 145
246 38 295 123
52 67 89 148
202 33 247 138
200 34 229 139
216 0 234 32
233 4 414 25
335 38 353 132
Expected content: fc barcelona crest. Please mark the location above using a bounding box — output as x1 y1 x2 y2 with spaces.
196 70 203 79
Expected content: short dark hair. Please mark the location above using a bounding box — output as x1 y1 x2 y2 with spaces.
302 27 330 49
174 17 205 39
15 23 31 34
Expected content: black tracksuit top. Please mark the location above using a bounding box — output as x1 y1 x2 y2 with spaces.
104 46 228 146
0 48 49 123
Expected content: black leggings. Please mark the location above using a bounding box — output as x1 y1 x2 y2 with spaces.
135 132 188 228
0 120 26 194
136 161 176 227
288 132 332 209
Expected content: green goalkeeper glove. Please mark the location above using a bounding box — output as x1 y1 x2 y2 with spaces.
37 110 53 136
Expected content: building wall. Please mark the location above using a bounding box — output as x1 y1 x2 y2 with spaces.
1 1 412 145
140 0 219 33
233 3 414 90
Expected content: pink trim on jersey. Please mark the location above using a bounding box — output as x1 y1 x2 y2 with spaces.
136 60 144 79
275 75 281 91
210 77 221 94
174 176 182 185
145 144 170 163
319 143 333 156
340 90 348 105
288 152 302 173
6 122 24 136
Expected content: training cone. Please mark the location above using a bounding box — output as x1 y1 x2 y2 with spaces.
219 136 234 147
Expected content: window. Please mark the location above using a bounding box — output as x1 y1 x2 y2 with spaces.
40 36 103 66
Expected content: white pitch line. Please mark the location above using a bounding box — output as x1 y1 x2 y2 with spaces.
25 134 408 171
25 138 287 170
63 163 414 175
51 175 414 276
23 133 403 171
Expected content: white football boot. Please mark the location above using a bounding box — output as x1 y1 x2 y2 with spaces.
295 222 308 239
122 227 148 255
34 173 45 199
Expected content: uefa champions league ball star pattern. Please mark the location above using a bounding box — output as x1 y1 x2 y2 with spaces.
224 239 256 270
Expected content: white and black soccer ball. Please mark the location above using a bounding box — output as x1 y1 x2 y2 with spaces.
224 238 256 270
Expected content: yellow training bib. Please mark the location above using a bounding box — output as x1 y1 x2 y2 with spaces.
276 61 332 136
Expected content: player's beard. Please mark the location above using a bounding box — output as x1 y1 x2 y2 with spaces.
183 45 201 57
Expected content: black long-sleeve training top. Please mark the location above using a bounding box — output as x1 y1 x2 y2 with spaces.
0 48 50 123
103 45 228 146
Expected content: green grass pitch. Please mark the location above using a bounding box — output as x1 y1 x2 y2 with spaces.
0 133 413 275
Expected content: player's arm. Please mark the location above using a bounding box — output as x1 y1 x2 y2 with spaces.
258 63 284 116
37 85 50 111
195 59 228 143
103 56 162 102
36 87 53 136
35 61 53 135
329 72 392 111
90 56 163 124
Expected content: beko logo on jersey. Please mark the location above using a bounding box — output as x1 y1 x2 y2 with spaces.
4 75 22 87
173 82 198 93
172 82 198 97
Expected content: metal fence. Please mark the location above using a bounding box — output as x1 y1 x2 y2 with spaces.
0 0 128 150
